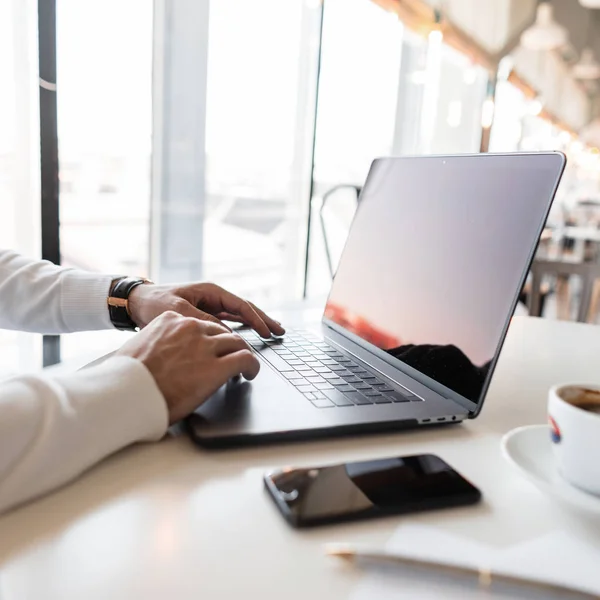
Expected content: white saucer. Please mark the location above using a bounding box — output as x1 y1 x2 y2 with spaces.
501 424 600 517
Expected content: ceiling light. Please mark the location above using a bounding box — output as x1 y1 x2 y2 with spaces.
521 3 568 51
529 98 544 116
579 0 600 7
572 48 600 79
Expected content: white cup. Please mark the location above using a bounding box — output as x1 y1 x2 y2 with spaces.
548 384 600 496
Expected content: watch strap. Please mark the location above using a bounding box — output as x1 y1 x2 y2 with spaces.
107 277 150 331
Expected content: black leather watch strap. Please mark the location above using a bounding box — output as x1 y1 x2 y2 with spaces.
107 277 150 331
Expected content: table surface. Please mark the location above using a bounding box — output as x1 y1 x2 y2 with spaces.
1 315 600 600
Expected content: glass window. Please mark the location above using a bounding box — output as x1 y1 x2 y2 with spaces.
308 0 403 297
202 0 320 306
57 0 153 277
0 0 42 376
307 1 488 297
429 44 487 154
489 80 526 152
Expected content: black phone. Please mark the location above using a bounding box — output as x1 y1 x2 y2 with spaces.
264 454 481 528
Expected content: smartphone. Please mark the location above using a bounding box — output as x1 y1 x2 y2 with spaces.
264 454 481 528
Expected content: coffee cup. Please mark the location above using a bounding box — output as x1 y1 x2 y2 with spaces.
548 384 600 496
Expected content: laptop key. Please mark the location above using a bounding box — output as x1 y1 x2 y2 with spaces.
364 390 383 397
314 367 331 374
337 384 355 392
303 392 316 400
344 376 362 384
329 365 346 372
372 395 393 404
379 386 395 393
259 348 295 372
354 369 369 376
283 372 304 380
306 376 325 384
340 373 358 380
329 378 346 386
291 378 308 386
336 357 351 363
305 361 320 367
342 391 373 405
323 373 343 381
311 399 335 408
347 365 362 372
386 391 410 403
314 382 334 390
352 383 371 390
297 385 317 393
323 389 354 407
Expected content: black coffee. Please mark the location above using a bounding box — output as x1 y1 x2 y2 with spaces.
559 386 600 415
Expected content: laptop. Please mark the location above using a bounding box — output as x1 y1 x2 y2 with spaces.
187 152 566 447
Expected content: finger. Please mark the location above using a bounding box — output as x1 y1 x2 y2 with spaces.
215 312 246 324
248 301 285 336
174 300 232 332
211 333 251 357
213 288 272 338
219 349 261 381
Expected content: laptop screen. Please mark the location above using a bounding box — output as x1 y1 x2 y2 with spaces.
323 154 565 406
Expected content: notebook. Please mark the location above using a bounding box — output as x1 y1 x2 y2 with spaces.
350 523 600 599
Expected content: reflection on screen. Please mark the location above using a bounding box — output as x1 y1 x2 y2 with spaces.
270 455 478 522
324 155 563 402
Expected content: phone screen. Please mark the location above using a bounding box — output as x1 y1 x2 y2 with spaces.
264 454 481 527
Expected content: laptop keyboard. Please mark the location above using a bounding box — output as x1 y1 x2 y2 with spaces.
239 328 421 409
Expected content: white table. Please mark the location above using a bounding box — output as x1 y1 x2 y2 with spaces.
1 316 600 600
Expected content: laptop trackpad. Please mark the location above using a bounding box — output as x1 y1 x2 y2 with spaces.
193 367 306 423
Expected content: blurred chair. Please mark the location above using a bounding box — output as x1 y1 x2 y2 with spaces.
320 184 361 278
528 233 600 322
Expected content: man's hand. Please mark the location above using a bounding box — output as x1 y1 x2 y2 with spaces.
128 282 284 338
116 311 260 424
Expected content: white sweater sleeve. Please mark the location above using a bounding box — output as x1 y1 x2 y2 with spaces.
0 249 116 333
0 356 169 515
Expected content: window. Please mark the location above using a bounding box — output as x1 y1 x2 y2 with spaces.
308 0 403 297
202 0 320 306
57 0 153 277
307 1 488 297
0 0 42 376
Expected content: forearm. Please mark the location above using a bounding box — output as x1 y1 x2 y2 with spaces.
0 250 115 334
0 356 168 515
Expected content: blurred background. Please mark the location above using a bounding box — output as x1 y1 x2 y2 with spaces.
2 0 600 374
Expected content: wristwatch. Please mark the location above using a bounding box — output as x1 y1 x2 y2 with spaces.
107 277 152 331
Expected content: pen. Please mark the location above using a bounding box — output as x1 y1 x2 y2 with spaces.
325 545 599 599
